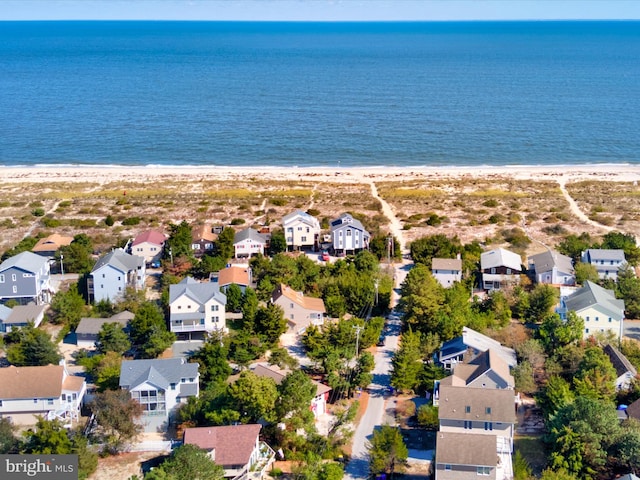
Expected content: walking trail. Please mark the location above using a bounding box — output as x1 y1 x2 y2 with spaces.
556 176 616 234
368 181 409 255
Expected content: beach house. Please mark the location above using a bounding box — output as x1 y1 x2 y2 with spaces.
480 248 522 291
169 277 227 337
0 251 52 305
581 248 627 280
330 213 370 255
89 248 146 303
130 230 166 264
563 280 625 340
282 210 321 251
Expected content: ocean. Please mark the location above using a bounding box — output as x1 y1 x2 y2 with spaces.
0 20 639 168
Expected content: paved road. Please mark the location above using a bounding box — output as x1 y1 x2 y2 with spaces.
344 260 411 480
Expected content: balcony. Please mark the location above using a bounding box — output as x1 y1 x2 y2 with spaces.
170 323 206 333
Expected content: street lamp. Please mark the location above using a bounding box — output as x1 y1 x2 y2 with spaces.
60 254 64 279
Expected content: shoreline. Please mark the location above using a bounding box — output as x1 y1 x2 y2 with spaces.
2 164 640 185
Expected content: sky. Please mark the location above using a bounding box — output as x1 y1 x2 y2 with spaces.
1 0 639 21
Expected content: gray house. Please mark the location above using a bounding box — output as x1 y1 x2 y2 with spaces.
75 311 134 349
435 432 500 480
0 251 52 305
581 248 627 280
432 258 463 288
120 357 199 432
330 213 370 255
528 250 575 286
0 304 47 333
89 248 146 303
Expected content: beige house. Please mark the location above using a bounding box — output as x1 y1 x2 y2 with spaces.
271 284 326 334
32 233 74 258
563 280 625 340
282 210 321 251
0 364 86 425
130 230 166 264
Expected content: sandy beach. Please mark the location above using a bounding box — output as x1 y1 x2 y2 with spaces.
2 164 640 185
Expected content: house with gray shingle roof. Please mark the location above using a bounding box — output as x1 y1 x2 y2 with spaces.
89 248 145 303
564 280 625 340
233 228 267 258
169 277 227 337
120 357 199 432
0 251 52 305
581 248 627 280
437 326 517 371
480 248 522 291
603 344 637 391
435 432 508 480
75 311 134 348
283 210 321 251
432 257 462 288
0 303 47 333
330 213 370 255
528 249 575 286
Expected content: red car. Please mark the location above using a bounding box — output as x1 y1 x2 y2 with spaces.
321 251 330 262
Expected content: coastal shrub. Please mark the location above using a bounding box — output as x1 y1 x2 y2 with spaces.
425 213 443 226
31 207 45 217
307 208 320 217
29 201 43 208
104 215 115 227
196 206 207 213
509 212 522 224
483 199 499 208
542 224 568 236
58 200 72 208
501 228 531 249
230 218 245 226
488 214 505 224
270 198 287 206
115 197 129 206
0 201 10 208
121 217 141 226
42 217 61 228
0 219 15 228
67 218 97 228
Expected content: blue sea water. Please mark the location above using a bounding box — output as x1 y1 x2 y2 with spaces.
0 20 639 168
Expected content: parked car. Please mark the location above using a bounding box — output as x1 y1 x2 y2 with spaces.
321 251 330 262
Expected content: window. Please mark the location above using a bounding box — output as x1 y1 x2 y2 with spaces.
178 305 182 310
0 274 4 283
586 316 590 321
290 314 294 320
585 328 589 334
485 407 492 414
170 383 176 390
301 236 307 242
464 420 472 429
506 268 512 274
595 316 599 322
200 318 205 325
465 405 471 413
490 267 496 274
484 422 493 431
12 286 17 294
192 244 200 250
213 316 219 323
211 305 219 311
47 399 54 405
62 394 66 401
181 378 187 383
346 229 352 236
102 273 105 278
445 465 451 471
306 227 310 233
118 276 121 281
297 227 302 231
290 303 294 309
477 467 491 476
609 317 612 323
189 378 195 382
34 399 38 404
0 400 3 407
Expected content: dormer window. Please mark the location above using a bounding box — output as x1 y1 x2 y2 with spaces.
465 405 471 413
485 407 491 414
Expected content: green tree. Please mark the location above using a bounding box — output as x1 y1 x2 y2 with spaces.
90 389 143 454
6 323 62 366
409 235 461 269
254 303 287 345
616 263 640 319
391 330 424 393
96 322 131 355
167 220 194 259
513 360 536 394
397 264 445 335
558 233 593 264
513 451 533 480
537 375 575 420
268 228 287 255
94 351 124 391
574 262 600 285
241 287 259 329
573 347 617 401
527 284 559 323
225 283 243 312
22 417 72 454
601 231 640 266
416 404 439 429
146 444 224 480
1 237 39 261
228 371 278 423
215 227 236 260
50 282 87 329
129 302 175 358
537 312 583 355
539 468 579 480
276 370 316 422
57 234 94 274
189 334 231 385
0 418 17 453
367 425 408 478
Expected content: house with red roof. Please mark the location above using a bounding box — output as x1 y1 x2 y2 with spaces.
130 230 167 264
183 424 275 479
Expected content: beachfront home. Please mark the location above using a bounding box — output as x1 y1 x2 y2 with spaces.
191 224 217 258
432 257 463 288
75 311 134 349
435 431 510 480
603 344 637 391
169 277 227 337
528 249 575 286
437 326 517 371
252 363 332 418
31 233 74 258
271 283 326 334
563 280 625 340
0 303 47 333
480 248 522 291
0 364 86 425
233 228 267 258
330 213 370 255
282 210 321 251
183 424 276 479
212 265 252 294
89 248 145 303
130 230 166 264
581 248 627 280
119 357 199 432
0 251 52 305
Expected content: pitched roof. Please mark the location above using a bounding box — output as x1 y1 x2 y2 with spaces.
272 284 326 313
252 363 331 397
480 248 522 271
432 258 462 271
234 228 267 245
584 249 626 262
0 304 11 322
330 213 369 235
132 230 166 247
528 250 574 275
626 398 640 421
119 358 199 390
282 210 320 229
91 248 144 274
4 304 46 325
440 348 514 388
564 281 625 319
435 432 497 466
440 327 517 368
75 311 133 336
0 251 49 274
0 365 65 399
32 233 74 253
192 225 217 242
437 385 516 423
217 266 251 287
169 276 226 305
183 424 262 467
62 374 85 392
603 344 637 378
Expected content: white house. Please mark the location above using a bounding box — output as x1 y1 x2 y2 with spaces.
528 249 575 286
432 258 462 288
169 277 227 336
564 280 625 340
233 229 267 258
330 213 370 255
130 230 166 264
480 248 522 291
581 248 627 280
603 344 637 391
437 326 517 371
282 210 321 251
0 364 86 425
75 311 133 349
183 424 275 479
0 251 52 305
119 357 199 432
89 248 146 303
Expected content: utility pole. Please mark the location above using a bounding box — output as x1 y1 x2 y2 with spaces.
374 279 379 306
353 325 363 359
60 254 64 279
